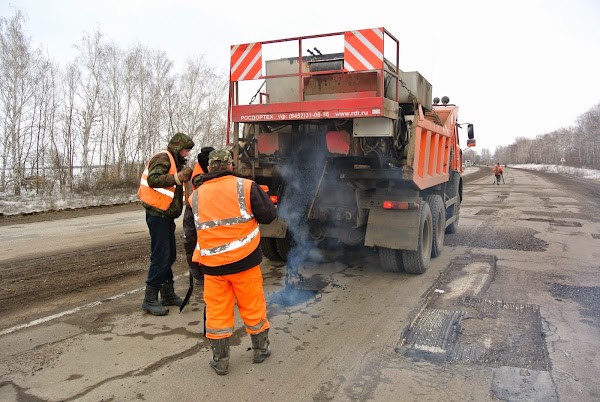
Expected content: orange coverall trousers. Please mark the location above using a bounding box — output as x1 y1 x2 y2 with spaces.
204 265 270 340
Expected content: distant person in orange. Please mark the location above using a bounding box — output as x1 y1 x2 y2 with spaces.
492 162 504 185
189 149 277 375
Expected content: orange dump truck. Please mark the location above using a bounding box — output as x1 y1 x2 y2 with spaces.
228 27 475 274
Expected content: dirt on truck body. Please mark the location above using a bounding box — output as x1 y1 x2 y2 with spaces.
228 27 475 275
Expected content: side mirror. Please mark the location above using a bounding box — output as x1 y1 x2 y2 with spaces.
467 124 475 139
467 139 476 148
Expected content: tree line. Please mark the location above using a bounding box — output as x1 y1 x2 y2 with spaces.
3 9 599 199
0 10 228 196
464 101 600 169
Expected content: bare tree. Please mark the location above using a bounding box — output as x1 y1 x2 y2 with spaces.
74 29 106 186
171 56 228 153
102 42 127 177
200 68 228 148
0 10 38 195
29 58 58 193
172 56 209 139
121 48 145 177
2 10 230 198
146 49 175 155
49 61 81 191
479 148 492 165
576 102 600 169
128 45 152 165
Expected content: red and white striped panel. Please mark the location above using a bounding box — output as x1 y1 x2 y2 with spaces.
230 42 262 82
344 28 384 72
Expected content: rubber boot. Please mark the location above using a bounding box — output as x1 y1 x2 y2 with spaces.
160 280 184 306
141 286 169 316
251 329 271 363
209 338 230 375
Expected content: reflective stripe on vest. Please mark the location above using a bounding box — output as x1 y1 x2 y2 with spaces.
197 178 253 230
191 177 259 262
137 151 177 211
199 226 259 257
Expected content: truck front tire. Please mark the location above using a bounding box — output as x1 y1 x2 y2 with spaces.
260 238 283 261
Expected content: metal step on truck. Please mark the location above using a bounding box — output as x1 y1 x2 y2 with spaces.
227 27 475 275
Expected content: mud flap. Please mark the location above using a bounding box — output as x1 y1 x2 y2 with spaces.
259 217 288 238
364 208 420 251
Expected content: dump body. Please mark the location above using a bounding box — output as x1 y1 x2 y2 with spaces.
228 28 474 273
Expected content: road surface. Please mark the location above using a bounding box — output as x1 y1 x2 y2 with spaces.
0 167 598 401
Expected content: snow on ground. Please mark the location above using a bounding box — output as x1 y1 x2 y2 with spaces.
0 164 598 216
0 189 138 216
510 164 600 181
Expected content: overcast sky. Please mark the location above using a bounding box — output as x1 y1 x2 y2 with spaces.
2 0 599 153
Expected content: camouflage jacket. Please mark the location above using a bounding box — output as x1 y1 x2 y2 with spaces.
142 133 195 219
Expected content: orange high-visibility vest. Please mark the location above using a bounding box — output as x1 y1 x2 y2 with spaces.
191 162 205 191
190 175 260 267
138 151 177 211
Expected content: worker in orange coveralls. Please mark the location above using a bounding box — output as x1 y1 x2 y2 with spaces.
188 148 276 375
492 162 504 185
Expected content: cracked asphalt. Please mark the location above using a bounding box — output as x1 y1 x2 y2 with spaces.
0 166 598 401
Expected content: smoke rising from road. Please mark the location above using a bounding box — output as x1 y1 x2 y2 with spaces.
277 139 329 271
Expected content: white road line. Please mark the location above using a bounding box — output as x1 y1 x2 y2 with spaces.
0 288 142 336
0 273 188 336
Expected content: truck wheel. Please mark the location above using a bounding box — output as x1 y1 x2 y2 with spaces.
276 234 311 263
425 195 444 257
445 173 461 234
261 238 282 261
402 201 432 274
276 237 291 261
317 238 343 262
378 247 404 272
445 200 460 234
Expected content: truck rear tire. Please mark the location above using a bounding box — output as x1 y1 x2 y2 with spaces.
276 237 291 261
402 201 432 274
445 201 460 234
425 195 444 257
276 234 311 264
378 247 404 272
260 238 283 261
445 173 461 234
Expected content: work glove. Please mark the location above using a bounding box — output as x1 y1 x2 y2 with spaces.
177 167 193 183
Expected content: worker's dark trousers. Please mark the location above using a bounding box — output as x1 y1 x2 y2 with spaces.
145 212 176 288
